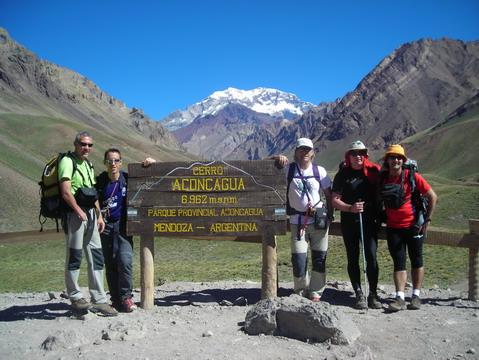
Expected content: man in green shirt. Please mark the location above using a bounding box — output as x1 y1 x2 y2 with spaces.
59 131 117 317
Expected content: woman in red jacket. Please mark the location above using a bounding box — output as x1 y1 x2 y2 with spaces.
332 141 382 309
380 144 437 312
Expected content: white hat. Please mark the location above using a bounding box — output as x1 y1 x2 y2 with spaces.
347 140 367 152
296 138 314 149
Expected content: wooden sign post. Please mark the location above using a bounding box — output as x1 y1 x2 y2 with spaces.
127 160 287 309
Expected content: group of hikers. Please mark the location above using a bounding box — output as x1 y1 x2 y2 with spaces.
57 131 436 317
273 137 437 311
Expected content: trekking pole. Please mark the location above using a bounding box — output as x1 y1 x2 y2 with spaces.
358 204 369 302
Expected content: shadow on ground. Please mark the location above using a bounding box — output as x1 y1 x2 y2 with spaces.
0 302 71 322
155 286 295 307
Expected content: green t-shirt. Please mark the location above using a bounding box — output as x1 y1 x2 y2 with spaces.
58 155 96 195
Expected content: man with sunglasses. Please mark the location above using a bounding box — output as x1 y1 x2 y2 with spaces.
96 148 156 312
380 144 437 312
58 131 118 317
331 140 382 310
272 138 333 302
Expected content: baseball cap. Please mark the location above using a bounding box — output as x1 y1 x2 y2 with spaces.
295 138 314 149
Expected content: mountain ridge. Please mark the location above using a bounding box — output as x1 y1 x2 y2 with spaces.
0 27 180 150
271 37 479 168
161 87 314 131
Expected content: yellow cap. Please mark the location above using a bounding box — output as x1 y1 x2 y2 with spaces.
384 144 407 160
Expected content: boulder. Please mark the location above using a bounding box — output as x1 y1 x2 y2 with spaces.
244 294 360 345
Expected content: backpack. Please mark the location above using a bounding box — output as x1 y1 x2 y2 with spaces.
406 160 429 231
38 152 77 232
286 162 323 215
379 159 428 229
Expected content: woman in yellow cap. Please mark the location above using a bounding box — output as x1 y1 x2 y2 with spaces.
379 144 437 312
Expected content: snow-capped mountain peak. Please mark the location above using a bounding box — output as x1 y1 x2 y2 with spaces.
161 87 314 131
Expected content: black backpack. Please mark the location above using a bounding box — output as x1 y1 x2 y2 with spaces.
379 160 428 228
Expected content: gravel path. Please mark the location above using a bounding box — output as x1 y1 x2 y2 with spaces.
0 281 478 360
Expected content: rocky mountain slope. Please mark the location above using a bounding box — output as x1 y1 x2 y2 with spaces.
289 38 479 167
167 38 479 167
163 87 316 159
0 28 179 150
0 28 192 232
162 87 314 131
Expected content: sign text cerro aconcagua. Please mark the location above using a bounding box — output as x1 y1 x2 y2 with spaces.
126 160 287 238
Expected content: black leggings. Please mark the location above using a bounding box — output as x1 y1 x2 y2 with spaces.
387 227 424 272
341 215 379 294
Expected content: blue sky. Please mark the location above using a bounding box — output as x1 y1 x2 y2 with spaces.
1 0 478 120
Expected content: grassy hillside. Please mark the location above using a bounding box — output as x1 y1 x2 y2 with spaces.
403 106 479 181
0 112 194 232
313 102 478 182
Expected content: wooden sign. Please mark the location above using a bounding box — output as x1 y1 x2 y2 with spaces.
127 160 287 238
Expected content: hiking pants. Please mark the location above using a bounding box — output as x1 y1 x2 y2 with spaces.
341 214 379 295
64 208 107 304
101 220 134 305
387 227 424 271
290 223 329 294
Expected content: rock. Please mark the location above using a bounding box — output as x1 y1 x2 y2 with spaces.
244 298 280 335
202 330 214 337
101 331 112 341
244 294 360 345
41 335 59 351
466 348 476 354
47 292 56 300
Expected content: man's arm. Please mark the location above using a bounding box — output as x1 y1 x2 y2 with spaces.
95 199 105 233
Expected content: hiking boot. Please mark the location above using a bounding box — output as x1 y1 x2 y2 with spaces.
122 297 138 312
90 302 119 317
388 297 406 312
367 294 382 309
354 292 367 310
309 291 321 302
71 298 91 311
408 295 421 310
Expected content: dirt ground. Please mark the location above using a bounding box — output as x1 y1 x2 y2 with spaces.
0 280 478 360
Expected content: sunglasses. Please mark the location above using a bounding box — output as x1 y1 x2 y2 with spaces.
349 150 367 156
104 159 122 165
297 146 312 152
388 155 404 160
78 141 94 148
